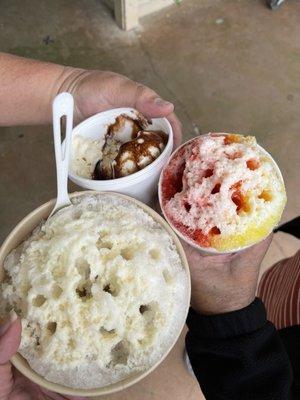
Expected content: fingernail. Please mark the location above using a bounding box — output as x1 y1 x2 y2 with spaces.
154 97 173 107
0 311 18 336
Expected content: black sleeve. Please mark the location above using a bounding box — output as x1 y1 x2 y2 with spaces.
274 216 300 239
185 298 298 400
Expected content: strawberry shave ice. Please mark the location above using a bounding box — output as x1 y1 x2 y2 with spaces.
160 133 286 252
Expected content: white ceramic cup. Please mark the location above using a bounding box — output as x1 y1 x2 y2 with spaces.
159 134 285 255
0 191 190 397
68 108 173 205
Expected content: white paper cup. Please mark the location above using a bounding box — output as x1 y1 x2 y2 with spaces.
0 191 190 397
159 134 286 255
68 108 173 205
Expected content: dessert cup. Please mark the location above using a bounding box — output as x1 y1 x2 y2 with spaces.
159 134 286 255
68 108 173 205
0 191 190 397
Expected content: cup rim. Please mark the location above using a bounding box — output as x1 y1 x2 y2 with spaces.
69 108 174 185
0 191 191 397
158 133 285 255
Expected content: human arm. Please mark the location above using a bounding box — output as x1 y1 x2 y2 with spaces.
184 237 298 399
0 52 181 146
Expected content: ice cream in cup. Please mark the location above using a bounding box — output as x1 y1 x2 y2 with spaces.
159 133 287 254
0 191 190 397
68 108 173 205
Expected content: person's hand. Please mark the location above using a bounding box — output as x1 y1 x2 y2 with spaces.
0 312 86 400
183 235 273 315
61 69 182 147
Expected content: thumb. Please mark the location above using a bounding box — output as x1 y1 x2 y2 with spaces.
134 85 174 119
133 85 182 147
0 311 21 364
0 312 21 399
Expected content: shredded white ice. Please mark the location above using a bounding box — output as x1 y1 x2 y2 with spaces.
0 194 188 389
164 134 286 237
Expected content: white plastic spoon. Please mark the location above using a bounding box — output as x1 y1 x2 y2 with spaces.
48 92 74 219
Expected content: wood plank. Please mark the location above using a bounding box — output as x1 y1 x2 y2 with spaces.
139 0 175 17
114 0 138 30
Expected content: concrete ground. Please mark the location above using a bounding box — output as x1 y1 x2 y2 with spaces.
0 0 299 399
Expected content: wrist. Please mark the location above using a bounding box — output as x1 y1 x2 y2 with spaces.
189 259 260 315
54 66 87 94
191 285 256 315
54 68 113 123
52 66 90 121
192 296 255 315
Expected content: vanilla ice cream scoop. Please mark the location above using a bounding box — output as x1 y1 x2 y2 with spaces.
71 135 104 178
70 111 168 181
0 194 188 389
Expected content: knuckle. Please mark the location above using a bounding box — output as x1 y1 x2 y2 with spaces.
135 83 148 99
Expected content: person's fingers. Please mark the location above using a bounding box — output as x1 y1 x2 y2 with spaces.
98 74 174 118
0 312 21 399
166 112 182 148
0 312 21 365
74 70 183 151
133 84 174 118
134 89 182 148
122 82 182 148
